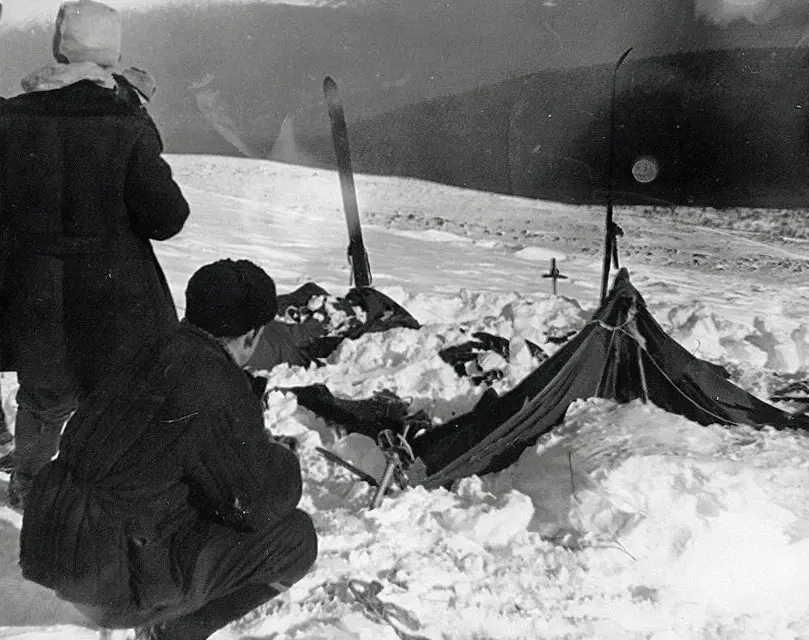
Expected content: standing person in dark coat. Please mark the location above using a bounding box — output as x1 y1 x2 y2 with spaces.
20 259 317 640
0 0 190 508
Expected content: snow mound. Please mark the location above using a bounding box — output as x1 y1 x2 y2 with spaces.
384 228 472 244
499 398 809 629
666 303 809 372
513 247 568 263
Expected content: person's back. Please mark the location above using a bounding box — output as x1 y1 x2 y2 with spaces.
0 0 190 508
0 79 185 380
20 260 317 640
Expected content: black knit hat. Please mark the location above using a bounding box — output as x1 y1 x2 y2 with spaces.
185 259 278 338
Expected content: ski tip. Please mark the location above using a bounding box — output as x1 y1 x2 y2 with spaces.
323 76 337 91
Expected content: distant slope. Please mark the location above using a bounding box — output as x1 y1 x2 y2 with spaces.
2 1 807 208
294 46 809 209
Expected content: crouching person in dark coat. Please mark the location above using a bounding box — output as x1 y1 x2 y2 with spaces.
19 259 318 640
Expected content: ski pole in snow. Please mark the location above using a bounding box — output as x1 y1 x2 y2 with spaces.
324 76 373 289
600 47 633 306
543 257 568 295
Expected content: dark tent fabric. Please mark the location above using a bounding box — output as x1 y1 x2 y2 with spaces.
439 331 548 385
250 283 420 371
280 384 418 442
280 330 547 443
340 287 421 338
418 268 809 489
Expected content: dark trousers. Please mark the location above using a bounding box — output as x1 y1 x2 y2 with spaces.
76 509 318 640
14 382 77 481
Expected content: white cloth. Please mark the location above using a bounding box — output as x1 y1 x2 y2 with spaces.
21 62 156 102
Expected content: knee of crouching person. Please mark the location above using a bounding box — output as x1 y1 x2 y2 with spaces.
289 509 319 582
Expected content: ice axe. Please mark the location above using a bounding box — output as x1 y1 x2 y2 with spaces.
542 257 568 295
370 424 415 509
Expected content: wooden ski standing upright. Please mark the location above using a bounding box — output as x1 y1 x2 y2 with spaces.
324 76 373 289
600 47 633 305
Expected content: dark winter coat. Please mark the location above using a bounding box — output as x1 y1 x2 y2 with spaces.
20 323 303 611
0 80 189 392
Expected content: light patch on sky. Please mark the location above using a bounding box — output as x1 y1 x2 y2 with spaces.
695 0 804 24
0 0 337 27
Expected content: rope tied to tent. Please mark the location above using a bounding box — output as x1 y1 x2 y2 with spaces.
593 303 641 340
593 302 650 403
622 304 650 403
636 347 738 427
595 300 736 425
421 281 781 489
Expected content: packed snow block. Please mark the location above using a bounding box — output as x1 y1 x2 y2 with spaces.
250 282 420 370
419 269 809 489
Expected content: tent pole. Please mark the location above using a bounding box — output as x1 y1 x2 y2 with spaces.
599 47 633 305
600 207 614 306
637 344 649 404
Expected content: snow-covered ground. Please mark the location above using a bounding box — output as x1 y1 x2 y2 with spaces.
2 155 809 639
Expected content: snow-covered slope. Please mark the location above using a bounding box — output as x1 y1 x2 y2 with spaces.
2 155 809 639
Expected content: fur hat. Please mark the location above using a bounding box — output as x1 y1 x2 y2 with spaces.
185 260 278 339
53 1 122 67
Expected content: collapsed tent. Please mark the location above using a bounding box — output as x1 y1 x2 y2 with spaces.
278 384 431 443
415 268 809 489
439 331 548 385
251 283 548 386
249 282 421 370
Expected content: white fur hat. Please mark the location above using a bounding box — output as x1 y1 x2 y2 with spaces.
53 1 122 67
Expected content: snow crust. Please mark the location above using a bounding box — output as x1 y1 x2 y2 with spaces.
2 156 809 639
